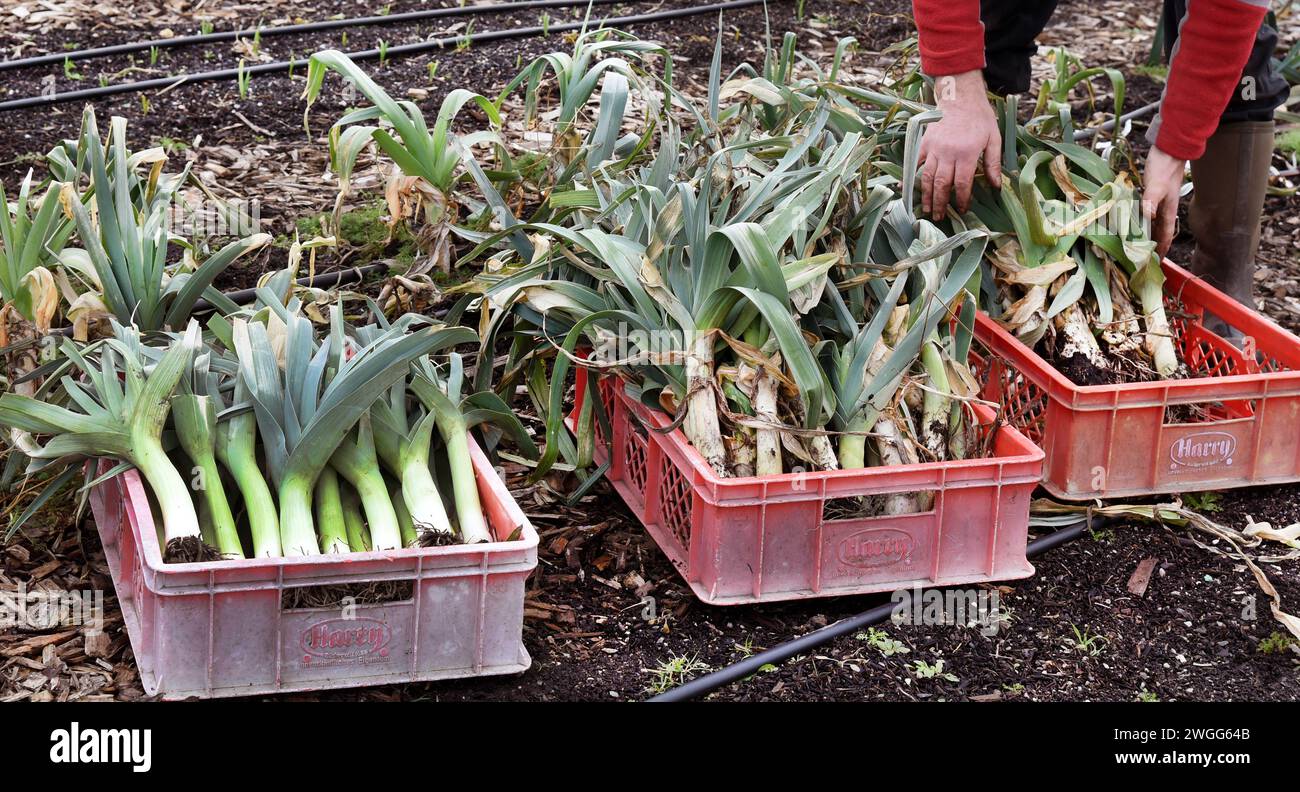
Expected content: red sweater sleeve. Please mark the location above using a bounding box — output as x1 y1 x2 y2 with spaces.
1154 0 1270 161
912 0 985 76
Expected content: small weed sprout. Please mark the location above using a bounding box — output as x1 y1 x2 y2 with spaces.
644 653 710 694
456 22 475 53
1258 631 1297 655
237 59 251 100
733 637 756 658
1069 624 1108 657
1184 491 1223 512
857 627 910 657
910 659 958 682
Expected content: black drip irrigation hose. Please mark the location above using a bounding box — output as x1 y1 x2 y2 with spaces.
0 0 770 112
647 514 1114 702
0 0 635 73
1072 100 1161 141
206 262 388 308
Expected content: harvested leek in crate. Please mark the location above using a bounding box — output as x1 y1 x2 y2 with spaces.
0 300 533 562
847 54 1184 386
465 30 993 504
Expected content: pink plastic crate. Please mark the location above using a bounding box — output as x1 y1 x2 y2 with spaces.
568 369 1045 605
974 260 1300 500
88 436 537 700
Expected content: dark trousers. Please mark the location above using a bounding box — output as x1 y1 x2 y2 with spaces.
981 0 1287 123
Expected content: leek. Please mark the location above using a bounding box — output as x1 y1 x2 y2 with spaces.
172 390 245 558
409 360 491 544
371 376 455 543
59 110 270 333
329 415 403 551
341 485 371 552
313 467 350 554
233 299 476 556
0 321 206 559
212 376 281 557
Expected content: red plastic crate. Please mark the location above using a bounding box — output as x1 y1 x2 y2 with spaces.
568 369 1045 605
974 260 1300 500
88 436 537 700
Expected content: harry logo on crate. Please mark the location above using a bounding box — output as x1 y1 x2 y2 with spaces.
1169 431 1238 469
837 528 914 569
49 723 151 773
300 616 393 665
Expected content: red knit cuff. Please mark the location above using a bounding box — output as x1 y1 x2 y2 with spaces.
919 49 988 78
1153 128 1204 162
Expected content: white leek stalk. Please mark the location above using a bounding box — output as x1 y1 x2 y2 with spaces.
313 466 350 554
330 415 404 551
213 378 281 557
875 416 921 515
373 405 455 542
683 332 728 477
0 322 206 560
172 394 245 558
1133 262 1178 377
919 339 952 462
752 367 782 476
410 376 491 544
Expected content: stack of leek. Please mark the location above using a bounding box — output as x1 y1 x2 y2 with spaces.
0 302 525 561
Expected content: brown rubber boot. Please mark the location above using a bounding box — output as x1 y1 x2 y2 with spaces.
1187 120 1275 335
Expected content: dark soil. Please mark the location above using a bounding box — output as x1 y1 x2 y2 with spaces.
0 0 913 293
1046 344 1131 387
1215 485 1300 533
1037 329 1170 388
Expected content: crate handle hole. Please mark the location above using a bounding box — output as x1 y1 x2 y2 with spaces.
281 580 415 611
822 491 938 522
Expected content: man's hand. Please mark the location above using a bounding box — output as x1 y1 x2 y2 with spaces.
1141 146 1188 257
919 70 1003 221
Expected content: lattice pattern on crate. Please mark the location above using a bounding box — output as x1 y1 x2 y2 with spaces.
1184 336 1243 379
592 378 617 446
1167 297 1294 377
1260 355 1288 373
968 348 1045 449
993 362 1047 444
624 427 648 497
1163 300 1273 423
657 459 692 551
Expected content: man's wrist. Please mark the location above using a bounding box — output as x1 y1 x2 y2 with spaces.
934 70 988 108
